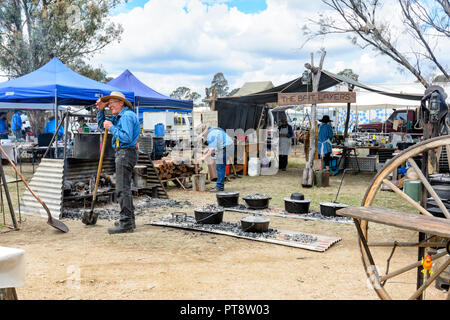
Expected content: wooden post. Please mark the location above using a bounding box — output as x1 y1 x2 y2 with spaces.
210 87 216 111
302 50 326 187
344 85 354 139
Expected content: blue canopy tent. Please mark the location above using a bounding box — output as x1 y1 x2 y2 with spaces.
0 57 134 135
107 69 193 123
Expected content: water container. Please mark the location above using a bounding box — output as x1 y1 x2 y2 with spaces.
248 157 261 176
155 123 165 137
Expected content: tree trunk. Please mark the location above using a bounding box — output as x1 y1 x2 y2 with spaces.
28 110 47 136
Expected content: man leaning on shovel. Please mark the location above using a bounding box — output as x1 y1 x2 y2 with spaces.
96 91 140 234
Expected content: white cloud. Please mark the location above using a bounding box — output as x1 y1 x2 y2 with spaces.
91 0 448 98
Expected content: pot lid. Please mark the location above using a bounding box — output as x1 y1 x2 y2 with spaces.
320 202 348 208
284 198 310 203
216 191 239 197
194 204 224 212
240 215 270 223
243 193 271 200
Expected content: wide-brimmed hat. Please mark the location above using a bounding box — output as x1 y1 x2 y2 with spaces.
319 115 332 123
100 91 132 108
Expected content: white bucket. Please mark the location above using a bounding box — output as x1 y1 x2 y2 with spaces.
248 157 261 176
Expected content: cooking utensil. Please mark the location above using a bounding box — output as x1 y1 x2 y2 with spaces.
290 193 305 200
216 191 239 207
284 198 311 214
319 169 348 217
240 215 270 233
194 206 224 224
242 194 272 209
82 128 109 225
0 145 69 233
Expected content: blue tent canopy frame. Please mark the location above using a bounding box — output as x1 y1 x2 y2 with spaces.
107 69 193 123
0 57 134 137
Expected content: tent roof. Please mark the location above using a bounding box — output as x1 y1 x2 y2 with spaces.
0 57 134 106
233 81 274 97
218 69 425 106
107 69 193 110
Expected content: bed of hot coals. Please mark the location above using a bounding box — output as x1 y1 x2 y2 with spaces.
159 214 318 244
228 204 353 224
62 197 192 221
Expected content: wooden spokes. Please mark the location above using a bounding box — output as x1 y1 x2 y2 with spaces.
358 135 450 299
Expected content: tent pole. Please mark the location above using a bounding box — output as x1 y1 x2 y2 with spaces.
54 88 58 158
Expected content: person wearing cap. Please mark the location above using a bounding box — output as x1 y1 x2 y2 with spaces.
96 91 140 234
318 115 334 171
77 117 90 133
201 126 234 192
278 117 294 171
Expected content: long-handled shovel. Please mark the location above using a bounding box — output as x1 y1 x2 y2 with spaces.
0 144 69 233
82 128 109 225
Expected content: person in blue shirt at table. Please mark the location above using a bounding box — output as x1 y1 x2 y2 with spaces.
96 91 140 234
0 114 8 139
201 126 234 192
318 115 334 171
44 115 65 140
11 110 22 140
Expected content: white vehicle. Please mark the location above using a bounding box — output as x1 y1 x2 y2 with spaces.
143 111 192 145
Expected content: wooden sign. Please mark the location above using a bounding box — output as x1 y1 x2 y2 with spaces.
278 91 356 106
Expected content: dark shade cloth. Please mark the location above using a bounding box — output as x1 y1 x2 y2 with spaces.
215 69 424 132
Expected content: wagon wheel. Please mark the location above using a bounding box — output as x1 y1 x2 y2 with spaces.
359 135 450 300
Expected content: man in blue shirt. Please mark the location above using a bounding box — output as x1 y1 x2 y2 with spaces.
44 115 64 140
201 126 234 192
96 91 140 234
0 114 8 139
11 110 22 140
318 115 334 171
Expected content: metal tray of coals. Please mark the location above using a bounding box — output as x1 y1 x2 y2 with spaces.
242 193 272 209
149 215 342 252
194 204 224 224
224 205 354 224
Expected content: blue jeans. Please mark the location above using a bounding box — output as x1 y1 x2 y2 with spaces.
13 130 21 140
215 145 234 190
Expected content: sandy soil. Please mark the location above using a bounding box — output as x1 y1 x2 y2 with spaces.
0 157 447 300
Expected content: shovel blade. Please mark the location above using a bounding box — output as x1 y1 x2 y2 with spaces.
81 210 98 225
47 218 69 233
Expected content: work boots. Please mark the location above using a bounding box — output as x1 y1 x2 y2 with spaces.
114 219 136 229
108 220 135 234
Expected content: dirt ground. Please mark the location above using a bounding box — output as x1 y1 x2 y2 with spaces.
0 156 448 300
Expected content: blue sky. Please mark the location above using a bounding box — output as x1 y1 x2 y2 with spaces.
97 0 449 99
113 0 268 15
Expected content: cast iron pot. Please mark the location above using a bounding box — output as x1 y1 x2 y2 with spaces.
284 198 310 214
319 202 349 217
397 142 415 150
240 215 270 233
194 206 224 224
216 191 239 208
431 184 450 200
429 174 450 185
290 193 305 200
242 194 272 209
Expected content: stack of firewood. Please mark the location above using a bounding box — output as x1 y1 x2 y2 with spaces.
153 159 201 180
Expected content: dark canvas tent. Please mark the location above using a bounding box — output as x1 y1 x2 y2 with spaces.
0 57 134 106
107 69 193 123
215 70 423 131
